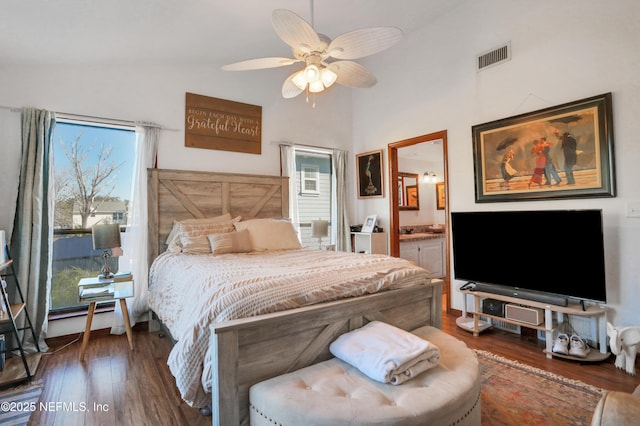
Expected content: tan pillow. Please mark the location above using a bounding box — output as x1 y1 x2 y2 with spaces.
234 218 302 251
208 230 252 254
178 217 241 254
166 213 234 252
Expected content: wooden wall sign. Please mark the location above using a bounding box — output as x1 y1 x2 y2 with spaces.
185 92 262 154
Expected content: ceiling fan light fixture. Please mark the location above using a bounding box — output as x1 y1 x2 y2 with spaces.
304 64 320 81
291 71 308 90
309 79 325 93
223 6 403 103
320 68 337 87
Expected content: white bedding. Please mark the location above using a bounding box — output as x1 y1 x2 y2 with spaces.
148 248 431 407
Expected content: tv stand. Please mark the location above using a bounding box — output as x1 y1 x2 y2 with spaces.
458 289 609 362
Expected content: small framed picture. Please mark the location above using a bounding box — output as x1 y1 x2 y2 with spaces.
356 150 384 198
361 214 377 233
436 182 446 210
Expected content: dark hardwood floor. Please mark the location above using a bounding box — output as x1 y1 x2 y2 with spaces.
24 310 639 425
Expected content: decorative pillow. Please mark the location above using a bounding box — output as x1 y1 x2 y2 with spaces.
166 213 234 253
234 218 302 251
177 217 241 254
208 230 252 255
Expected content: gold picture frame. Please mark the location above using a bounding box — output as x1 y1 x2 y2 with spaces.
436 182 445 210
472 93 615 202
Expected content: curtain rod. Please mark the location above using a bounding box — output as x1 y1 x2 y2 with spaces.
0 104 178 131
275 141 341 154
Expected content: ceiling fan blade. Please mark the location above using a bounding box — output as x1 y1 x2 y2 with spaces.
272 9 323 53
327 61 377 88
222 57 300 71
328 27 402 60
282 71 305 98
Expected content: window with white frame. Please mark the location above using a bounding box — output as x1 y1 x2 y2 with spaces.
295 150 334 248
50 120 136 313
301 163 320 194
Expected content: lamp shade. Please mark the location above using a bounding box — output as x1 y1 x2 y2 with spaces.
311 220 329 238
92 223 121 250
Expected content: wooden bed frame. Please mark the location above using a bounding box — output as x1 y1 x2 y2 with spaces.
147 168 443 426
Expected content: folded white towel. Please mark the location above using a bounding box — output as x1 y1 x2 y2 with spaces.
329 321 440 385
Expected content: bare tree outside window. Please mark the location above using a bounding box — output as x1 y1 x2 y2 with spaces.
55 134 124 229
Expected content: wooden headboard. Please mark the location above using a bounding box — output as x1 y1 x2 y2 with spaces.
147 168 289 264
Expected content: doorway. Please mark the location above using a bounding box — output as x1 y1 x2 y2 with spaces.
388 130 451 312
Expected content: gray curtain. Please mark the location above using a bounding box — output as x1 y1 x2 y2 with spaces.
332 149 352 252
10 107 55 352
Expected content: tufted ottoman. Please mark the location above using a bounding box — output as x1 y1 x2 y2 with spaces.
249 325 481 426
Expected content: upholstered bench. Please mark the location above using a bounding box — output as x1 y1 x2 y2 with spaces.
249 325 481 426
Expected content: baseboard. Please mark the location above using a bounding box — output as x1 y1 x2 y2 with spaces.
45 321 149 347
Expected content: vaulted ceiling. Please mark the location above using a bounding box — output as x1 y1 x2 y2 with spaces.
1 0 467 66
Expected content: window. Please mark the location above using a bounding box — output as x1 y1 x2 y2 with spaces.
50 120 136 313
295 150 334 247
301 164 320 194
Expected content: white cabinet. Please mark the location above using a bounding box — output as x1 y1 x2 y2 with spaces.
352 232 387 255
399 238 445 278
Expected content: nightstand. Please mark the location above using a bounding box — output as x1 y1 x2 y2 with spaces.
351 232 387 255
78 276 134 361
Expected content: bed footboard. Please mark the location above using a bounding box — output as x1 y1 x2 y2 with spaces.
210 279 443 426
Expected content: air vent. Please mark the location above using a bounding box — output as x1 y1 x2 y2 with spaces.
477 42 511 71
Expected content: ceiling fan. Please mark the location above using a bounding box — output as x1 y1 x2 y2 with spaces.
222 2 403 102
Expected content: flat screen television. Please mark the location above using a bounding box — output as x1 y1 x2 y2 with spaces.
451 209 607 305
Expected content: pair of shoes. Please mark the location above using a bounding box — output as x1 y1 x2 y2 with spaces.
569 334 591 358
552 333 569 355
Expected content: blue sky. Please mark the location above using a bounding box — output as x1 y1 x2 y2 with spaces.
52 122 136 201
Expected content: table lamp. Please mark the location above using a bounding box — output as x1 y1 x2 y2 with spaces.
92 223 122 279
311 219 329 250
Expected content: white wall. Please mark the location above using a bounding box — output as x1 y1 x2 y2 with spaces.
0 109 21 240
352 0 640 326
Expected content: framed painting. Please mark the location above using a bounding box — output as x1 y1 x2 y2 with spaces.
435 182 445 210
406 186 418 208
472 92 615 202
356 150 384 198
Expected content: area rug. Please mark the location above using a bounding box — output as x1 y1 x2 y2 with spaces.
0 382 43 426
476 350 604 425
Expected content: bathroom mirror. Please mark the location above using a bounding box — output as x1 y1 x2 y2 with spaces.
398 172 419 210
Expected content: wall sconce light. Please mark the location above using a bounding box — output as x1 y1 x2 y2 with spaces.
92 223 122 279
423 171 438 183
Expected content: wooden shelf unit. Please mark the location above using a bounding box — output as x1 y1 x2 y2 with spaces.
0 353 41 387
0 249 42 387
458 289 609 361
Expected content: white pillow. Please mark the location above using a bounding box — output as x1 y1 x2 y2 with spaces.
179 219 239 254
234 218 302 251
208 230 252 254
166 213 233 252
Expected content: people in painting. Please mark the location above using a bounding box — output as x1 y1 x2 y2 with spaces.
541 137 562 186
554 129 578 185
528 139 547 188
500 149 517 189
364 155 379 195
